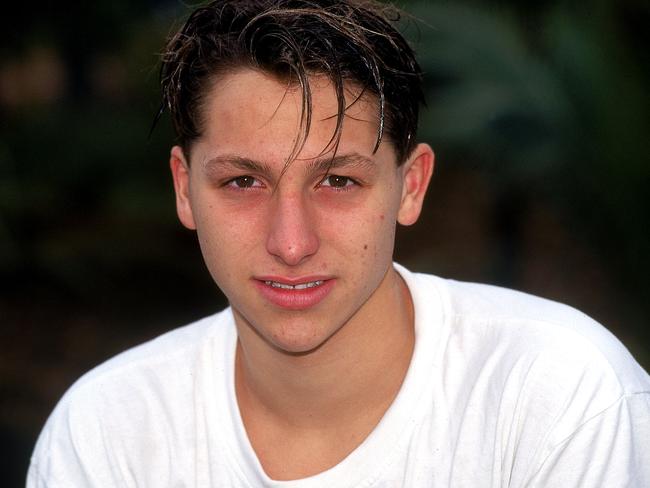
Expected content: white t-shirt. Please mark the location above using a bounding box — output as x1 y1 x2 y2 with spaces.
28 264 650 487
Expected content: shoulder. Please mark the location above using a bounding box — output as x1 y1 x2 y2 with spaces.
396 263 650 396
28 308 236 485
66 308 233 395
397 264 650 484
56 307 235 415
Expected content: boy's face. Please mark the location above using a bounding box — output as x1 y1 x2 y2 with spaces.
170 69 432 354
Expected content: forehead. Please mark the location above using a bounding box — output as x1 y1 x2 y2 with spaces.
194 69 386 164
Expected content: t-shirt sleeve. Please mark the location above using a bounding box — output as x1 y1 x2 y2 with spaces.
526 392 650 487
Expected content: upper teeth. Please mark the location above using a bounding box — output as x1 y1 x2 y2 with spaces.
265 280 324 290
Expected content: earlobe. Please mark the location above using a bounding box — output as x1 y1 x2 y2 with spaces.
397 143 435 226
170 145 197 230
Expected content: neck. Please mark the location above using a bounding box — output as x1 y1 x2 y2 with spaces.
234 267 415 431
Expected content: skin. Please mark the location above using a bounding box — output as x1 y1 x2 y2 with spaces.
170 69 434 479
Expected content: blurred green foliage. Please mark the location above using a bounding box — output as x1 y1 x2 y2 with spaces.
1 0 648 328
408 0 649 313
1 0 648 332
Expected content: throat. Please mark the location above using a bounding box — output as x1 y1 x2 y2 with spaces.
234 267 416 479
235 343 410 481
234 342 414 479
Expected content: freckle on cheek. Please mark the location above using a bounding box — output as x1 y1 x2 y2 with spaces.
363 244 368 250
379 214 385 220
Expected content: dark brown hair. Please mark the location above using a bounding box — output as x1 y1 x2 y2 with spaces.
158 0 424 164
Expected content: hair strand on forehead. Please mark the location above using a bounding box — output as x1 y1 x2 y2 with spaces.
157 0 424 165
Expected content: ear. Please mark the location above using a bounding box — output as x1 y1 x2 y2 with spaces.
170 145 197 230
397 143 435 226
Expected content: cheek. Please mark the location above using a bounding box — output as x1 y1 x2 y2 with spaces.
371 214 397 258
192 199 264 267
364 191 401 258
322 198 397 262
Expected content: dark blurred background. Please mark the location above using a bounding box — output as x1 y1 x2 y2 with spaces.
1 0 648 484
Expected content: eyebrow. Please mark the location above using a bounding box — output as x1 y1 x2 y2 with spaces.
202 152 375 177
305 153 376 174
202 155 274 178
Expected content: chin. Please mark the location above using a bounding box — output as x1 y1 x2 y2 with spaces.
263 319 342 356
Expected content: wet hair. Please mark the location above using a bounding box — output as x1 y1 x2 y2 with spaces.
158 0 424 165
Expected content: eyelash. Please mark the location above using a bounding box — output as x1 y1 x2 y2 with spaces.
223 174 359 192
317 175 359 191
224 175 264 190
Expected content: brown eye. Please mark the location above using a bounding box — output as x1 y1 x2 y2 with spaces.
228 176 260 188
321 175 354 188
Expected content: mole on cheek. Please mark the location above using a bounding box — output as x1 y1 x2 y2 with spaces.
363 244 368 250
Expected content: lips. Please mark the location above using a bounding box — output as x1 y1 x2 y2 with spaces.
254 276 335 310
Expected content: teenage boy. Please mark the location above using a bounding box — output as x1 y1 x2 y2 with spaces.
28 1 650 486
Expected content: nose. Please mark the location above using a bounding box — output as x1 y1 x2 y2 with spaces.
266 190 319 266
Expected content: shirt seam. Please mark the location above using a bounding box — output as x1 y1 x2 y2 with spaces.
446 312 636 393
526 390 650 483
